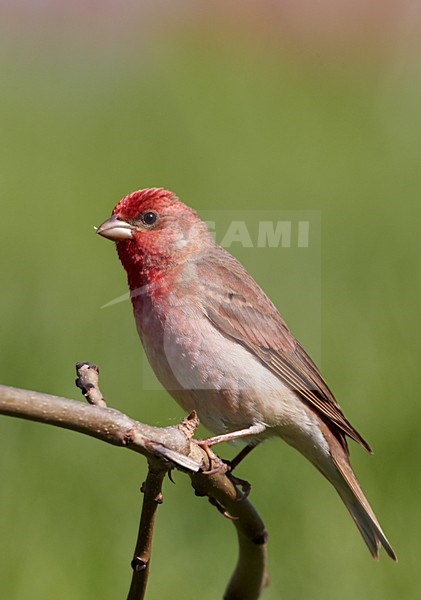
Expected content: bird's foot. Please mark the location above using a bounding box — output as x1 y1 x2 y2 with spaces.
208 496 238 520
226 472 251 500
195 439 227 475
222 459 251 499
195 442 251 498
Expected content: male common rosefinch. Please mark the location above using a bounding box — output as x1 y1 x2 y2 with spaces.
97 187 396 560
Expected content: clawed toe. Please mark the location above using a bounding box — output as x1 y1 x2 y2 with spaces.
195 439 226 475
227 472 251 499
194 440 251 498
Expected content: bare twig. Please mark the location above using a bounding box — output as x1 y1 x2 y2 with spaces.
0 378 268 599
75 361 107 407
74 362 173 600
127 462 167 600
125 414 200 600
0 384 200 472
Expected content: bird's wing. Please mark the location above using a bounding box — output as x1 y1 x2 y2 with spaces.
197 249 371 453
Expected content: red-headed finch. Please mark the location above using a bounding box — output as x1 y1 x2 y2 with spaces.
97 187 396 560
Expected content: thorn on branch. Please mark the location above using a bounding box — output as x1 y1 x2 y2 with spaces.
75 362 107 407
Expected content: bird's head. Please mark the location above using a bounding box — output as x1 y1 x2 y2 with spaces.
97 188 211 283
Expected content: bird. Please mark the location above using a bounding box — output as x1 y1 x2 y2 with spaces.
97 187 396 560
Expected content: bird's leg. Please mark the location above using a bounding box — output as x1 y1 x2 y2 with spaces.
227 444 256 472
222 444 258 499
196 423 265 476
198 422 266 447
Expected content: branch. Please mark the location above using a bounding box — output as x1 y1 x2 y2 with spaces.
0 377 269 599
127 462 167 600
0 384 200 472
75 361 107 407
191 472 268 600
74 362 169 600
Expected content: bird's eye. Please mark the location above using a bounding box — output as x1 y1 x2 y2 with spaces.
141 211 157 226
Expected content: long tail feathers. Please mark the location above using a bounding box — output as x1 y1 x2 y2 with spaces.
331 453 397 561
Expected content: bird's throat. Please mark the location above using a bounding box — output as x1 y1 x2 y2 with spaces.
116 240 174 304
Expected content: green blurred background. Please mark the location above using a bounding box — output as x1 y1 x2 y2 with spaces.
0 2 419 599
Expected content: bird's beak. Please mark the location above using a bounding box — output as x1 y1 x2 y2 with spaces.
96 215 134 241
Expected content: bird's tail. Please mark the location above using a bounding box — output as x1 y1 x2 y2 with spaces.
329 451 397 561
301 421 397 561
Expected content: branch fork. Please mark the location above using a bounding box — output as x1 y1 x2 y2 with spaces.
0 362 269 600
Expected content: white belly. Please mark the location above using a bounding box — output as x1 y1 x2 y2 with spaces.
133 294 328 457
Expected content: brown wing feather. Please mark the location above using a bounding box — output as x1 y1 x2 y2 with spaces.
197 247 372 453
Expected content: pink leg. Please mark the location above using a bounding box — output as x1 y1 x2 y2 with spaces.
198 423 266 447
196 423 266 475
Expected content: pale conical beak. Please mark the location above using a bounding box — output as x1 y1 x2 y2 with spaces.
96 215 134 241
